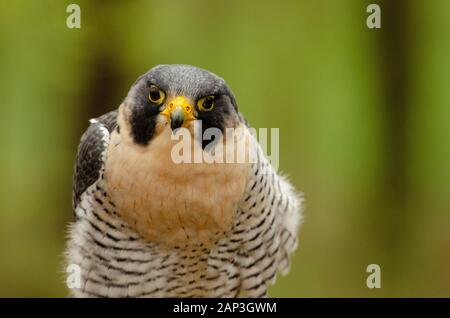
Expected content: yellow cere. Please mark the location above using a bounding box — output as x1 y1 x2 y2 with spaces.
160 96 196 121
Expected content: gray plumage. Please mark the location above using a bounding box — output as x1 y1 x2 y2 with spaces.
72 111 117 209
66 64 303 297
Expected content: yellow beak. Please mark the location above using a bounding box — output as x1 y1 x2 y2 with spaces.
160 96 196 130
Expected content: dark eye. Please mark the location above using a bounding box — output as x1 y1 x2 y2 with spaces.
148 85 166 104
197 96 215 111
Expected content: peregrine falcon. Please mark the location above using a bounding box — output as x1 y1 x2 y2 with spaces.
66 64 303 297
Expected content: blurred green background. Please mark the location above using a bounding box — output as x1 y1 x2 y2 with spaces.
0 0 449 297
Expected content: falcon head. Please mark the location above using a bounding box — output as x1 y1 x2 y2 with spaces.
120 64 241 147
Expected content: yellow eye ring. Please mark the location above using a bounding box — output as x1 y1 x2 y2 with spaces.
148 85 166 105
197 96 215 111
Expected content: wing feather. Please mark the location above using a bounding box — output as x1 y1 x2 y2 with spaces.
72 111 117 210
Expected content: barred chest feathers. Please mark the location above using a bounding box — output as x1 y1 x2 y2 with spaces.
68 132 301 297
103 108 252 248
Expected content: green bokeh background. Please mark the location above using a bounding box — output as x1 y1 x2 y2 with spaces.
0 0 449 297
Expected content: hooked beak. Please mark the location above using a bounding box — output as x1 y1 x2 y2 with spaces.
160 96 195 131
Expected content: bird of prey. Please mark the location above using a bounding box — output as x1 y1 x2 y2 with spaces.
66 64 303 297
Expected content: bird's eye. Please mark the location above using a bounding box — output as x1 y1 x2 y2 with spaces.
148 85 166 105
197 96 215 111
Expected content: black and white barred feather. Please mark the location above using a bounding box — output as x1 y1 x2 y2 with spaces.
66 112 303 298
